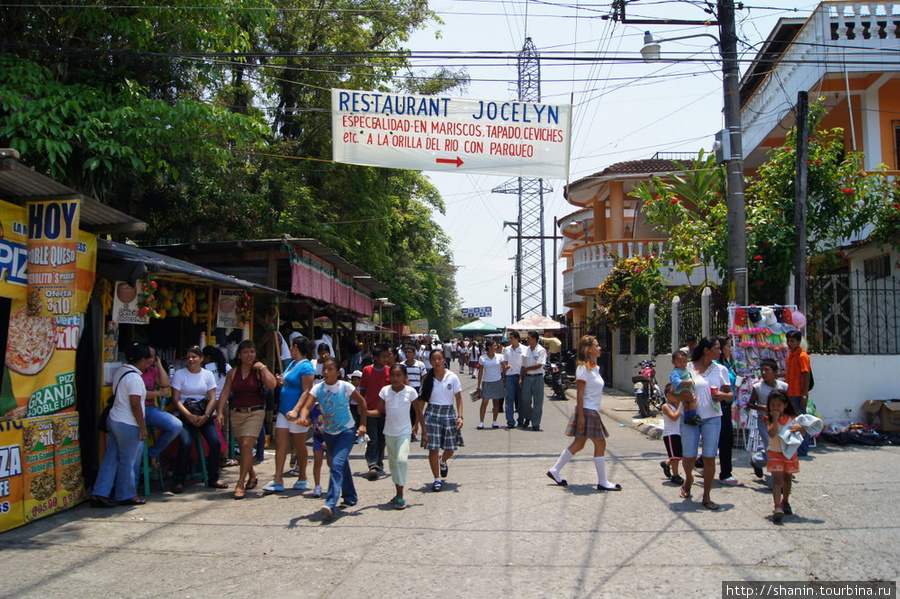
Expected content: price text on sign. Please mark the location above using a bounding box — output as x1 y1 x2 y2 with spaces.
332 89 571 179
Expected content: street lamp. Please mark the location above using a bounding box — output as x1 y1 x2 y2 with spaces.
640 16 749 305
639 31 721 62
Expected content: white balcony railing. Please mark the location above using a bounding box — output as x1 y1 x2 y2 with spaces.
742 1 900 155
563 269 582 306
570 238 722 294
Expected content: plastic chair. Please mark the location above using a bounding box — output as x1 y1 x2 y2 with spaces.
140 425 166 496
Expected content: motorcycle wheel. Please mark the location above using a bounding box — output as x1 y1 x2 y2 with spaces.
636 392 653 418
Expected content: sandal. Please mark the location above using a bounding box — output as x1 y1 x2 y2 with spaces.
246 477 259 490
680 485 692 499
702 500 720 510
233 489 246 500
208 481 229 489
262 481 285 493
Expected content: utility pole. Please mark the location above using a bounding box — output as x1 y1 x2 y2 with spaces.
793 91 809 313
718 0 749 305
612 0 749 304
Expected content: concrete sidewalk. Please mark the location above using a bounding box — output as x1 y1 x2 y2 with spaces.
1 373 898 598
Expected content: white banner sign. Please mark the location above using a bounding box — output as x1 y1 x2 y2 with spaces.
332 89 571 179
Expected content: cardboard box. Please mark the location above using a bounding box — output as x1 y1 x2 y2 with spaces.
861 399 900 432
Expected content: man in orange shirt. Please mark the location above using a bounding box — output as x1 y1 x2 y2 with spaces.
785 330 811 456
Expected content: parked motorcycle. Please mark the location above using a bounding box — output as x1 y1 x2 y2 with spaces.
632 356 664 418
544 359 570 399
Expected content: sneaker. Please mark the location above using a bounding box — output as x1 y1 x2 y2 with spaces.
660 460 672 479
320 505 334 520
312 484 322 498
670 474 684 486
439 461 448 478
432 480 442 492
367 467 379 481
476 423 484 430
782 500 792 515
393 498 406 510
773 506 784 523
753 465 764 479
719 476 743 486
492 423 500 429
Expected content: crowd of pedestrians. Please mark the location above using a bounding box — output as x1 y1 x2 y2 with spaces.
91 329 818 525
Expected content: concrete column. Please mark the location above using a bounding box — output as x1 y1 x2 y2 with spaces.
609 181 625 240
592 197 607 242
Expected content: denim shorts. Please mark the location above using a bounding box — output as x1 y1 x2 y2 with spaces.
680 415 722 459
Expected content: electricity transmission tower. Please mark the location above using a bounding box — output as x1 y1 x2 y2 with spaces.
494 37 552 322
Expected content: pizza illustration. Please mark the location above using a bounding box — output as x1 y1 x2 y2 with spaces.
5 305 59 376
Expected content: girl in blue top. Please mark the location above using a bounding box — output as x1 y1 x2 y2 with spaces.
265 337 316 493
290 358 371 520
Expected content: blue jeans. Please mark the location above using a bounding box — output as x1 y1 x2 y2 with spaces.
520 374 544 427
94 418 142 501
324 429 358 510
504 375 522 427
680 415 722 459
174 417 222 485
133 405 182 478
789 396 810 456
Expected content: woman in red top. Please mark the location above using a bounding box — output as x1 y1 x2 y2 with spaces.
219 340 277 499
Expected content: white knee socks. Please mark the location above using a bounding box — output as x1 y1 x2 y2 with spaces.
594 456 613 488
550 448 574 478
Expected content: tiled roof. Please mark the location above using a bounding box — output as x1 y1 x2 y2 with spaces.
600 158 690 175
566 158 691 195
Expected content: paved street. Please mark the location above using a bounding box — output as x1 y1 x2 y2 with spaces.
2 373 898 598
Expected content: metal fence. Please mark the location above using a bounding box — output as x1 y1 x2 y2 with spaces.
807 271 900 354
608 274 900 357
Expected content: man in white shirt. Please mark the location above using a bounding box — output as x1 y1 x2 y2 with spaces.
519 331 547 431
502 331 525 429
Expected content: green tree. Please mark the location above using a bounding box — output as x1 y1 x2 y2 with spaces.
0 0 463 329
632 102 890 304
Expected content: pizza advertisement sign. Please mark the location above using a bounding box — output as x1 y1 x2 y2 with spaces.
21 417 58 522
26 199 81 318
0 200 97 420
53 413 84 511
0 420 25 533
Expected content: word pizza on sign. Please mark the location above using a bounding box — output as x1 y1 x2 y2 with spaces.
332 89 571 179
461 307 492 318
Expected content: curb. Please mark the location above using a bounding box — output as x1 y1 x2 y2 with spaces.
561 385 664 440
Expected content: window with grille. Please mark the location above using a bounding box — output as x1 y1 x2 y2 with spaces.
864 254 890 280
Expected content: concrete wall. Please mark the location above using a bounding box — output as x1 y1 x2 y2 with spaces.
608 348 900 427
809 354 900 424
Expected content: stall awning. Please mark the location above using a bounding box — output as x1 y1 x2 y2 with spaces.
97 239 284 295
0 157 147 235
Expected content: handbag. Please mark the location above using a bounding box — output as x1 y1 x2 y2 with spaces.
99 370 139 432
183 397 211 417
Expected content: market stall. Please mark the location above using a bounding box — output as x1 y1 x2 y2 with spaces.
726 305 821 451
0 154 145 533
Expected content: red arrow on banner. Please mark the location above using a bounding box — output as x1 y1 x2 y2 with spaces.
436 156 464 168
